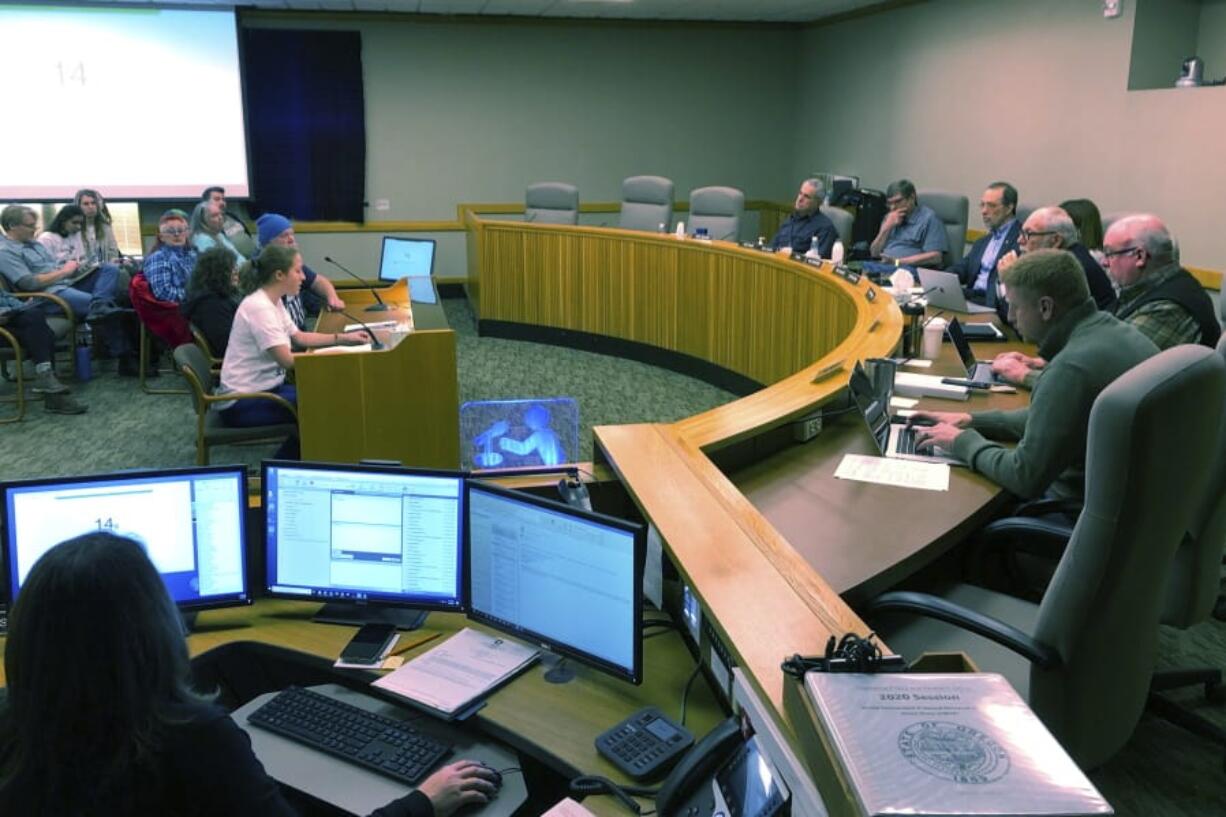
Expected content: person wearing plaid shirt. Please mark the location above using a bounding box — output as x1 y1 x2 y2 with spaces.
144 209 198 303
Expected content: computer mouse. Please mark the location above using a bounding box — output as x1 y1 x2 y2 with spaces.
478 762 502 787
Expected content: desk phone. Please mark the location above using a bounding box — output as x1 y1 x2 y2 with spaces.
595 706 693 780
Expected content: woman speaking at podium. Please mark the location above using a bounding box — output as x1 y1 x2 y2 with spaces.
0 532 501 815
218 244 370 459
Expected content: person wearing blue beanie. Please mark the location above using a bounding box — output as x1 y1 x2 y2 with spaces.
253 213 345 327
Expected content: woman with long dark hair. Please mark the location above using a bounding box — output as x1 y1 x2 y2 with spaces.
0 532 498 815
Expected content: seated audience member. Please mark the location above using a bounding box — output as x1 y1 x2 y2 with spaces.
202 185 256 257
910 248 1157 504
144 209 198 303
868 179 948 269
190 200 246 265
0 531 500 816
218 245 370 458
36 205 91 269
255 213 346 330
181 248 241 356
73 189 133 270
948 182 1021 312
996 206 1117 311
0 205 123 322
1104 214 1219 349
1059 198 1107 267
769 178 838 257
0 291 87 414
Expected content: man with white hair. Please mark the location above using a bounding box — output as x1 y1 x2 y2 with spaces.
997 206 1116 311
770 178 838 257
1103 213 1219 349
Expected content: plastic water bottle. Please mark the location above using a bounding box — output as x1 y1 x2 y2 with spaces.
831 240 845 265
805 235 821 261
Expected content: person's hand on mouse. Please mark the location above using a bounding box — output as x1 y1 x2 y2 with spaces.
416 760 502 816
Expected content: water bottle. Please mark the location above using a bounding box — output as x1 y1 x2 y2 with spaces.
805 235 821 261
831 240 845 265
75 329 92 382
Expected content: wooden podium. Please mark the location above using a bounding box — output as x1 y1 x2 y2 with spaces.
296 279 460 468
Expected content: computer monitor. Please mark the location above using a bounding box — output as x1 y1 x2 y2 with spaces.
1 466 251 618
465 480 644 685
262 460 465 629
378 236 438 303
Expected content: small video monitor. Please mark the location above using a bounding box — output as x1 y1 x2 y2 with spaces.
1 466 251 614
262 460 465 629
378 236 437 303
465 480 645 684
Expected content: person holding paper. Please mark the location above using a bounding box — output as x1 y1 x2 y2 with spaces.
909 249 1156 503
0 531 501 816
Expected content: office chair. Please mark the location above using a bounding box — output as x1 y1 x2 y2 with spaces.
865 345 1226 770
189 323 223 373
174 344 298 466
525 182 579 225
129 271 192 395
618 175 674 233
916 189 969 268
687 186 744 242
1014 202 1036 228
819 204 853 250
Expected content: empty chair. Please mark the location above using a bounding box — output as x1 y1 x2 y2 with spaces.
866 345 1226 769
687 186 744 242
916 189 969 267
819 204 853 250
618 175 674 232
525 182 579 225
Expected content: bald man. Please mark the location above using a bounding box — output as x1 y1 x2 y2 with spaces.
997 206 1116 311
1103 214 1219 349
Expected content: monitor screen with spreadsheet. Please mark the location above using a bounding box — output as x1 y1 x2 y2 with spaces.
1 466 250 611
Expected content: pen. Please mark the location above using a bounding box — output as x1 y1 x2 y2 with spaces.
389 631 441 657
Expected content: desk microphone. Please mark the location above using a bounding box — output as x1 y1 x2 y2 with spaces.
325 256 389 312
340 311 386 350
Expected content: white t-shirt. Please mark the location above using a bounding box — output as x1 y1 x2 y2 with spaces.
217 291 296 408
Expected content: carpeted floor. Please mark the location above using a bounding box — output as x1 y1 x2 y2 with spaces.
3 296 1226 814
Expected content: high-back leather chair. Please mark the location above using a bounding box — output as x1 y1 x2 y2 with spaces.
687 186 744 242
618 176 674 233
916 189 969 267
867 345 1226 769
819 204 853 249
525 182 579 225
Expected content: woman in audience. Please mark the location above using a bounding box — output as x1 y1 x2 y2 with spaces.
0 531 500 815
181 247 242 356
74 188 131 269
36 204 90 268
190 200 246 265
1060 198 1107 267
218 244 370 458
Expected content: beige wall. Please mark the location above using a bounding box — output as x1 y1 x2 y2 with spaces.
795 0 1226 268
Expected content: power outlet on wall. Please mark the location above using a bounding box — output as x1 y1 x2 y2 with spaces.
792 413 823 442
374 198 390 211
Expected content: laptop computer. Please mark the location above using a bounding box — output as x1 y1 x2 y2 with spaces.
848 360 961 465
916 268 996 314
946 317 1001 386
377 236 438 304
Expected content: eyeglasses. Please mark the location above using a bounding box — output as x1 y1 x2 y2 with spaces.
1102 245 1141 261
18 221 37 231
161 226 188 236
1019 229 1056 241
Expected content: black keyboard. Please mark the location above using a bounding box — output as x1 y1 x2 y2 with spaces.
897 425 919 455
247 686 452 785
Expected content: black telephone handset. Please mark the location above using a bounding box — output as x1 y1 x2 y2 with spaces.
655 717 743 817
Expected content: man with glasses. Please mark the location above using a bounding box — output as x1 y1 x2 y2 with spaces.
770 178 839 258
143 209 198 303
868 178 948 269
948 182 1021 315
1102 213 1218 349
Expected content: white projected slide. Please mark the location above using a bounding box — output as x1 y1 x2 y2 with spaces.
0 5 249 198
10 481 196 586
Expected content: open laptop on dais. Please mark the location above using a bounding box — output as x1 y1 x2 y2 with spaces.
946 317 1003 386
848 360 962 466
917 267 996 314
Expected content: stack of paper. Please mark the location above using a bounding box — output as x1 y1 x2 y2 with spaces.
371 628 539 719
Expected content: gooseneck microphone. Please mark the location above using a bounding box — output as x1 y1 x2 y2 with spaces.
340 311 386 350
324 256 388 312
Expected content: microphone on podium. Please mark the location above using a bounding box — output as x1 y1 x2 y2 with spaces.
340 311 386 350
324 256 389 312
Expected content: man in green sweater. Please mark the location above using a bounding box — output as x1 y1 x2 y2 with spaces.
910 249 1157 502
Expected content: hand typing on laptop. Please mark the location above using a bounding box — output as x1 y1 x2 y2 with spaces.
991 351 1046 386
907 410 972 452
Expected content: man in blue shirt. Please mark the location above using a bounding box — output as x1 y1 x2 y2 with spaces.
948 181 1021 310
869 179 948 268
770 178 838 257
0 290 87 414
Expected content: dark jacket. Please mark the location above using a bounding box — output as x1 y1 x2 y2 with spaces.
1068 243 1118 311
180 292 239 357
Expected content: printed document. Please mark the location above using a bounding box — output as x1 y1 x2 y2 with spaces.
834 454 950 492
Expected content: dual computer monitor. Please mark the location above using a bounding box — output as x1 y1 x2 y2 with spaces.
1 461 645 685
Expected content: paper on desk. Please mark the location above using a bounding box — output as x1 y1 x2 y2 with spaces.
644 524 664 609
902 358 933 369
542 798 597 817
834 454 950 492
890 396 918 409
343 320 398 332
313 343 372 354
371 627 539 716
